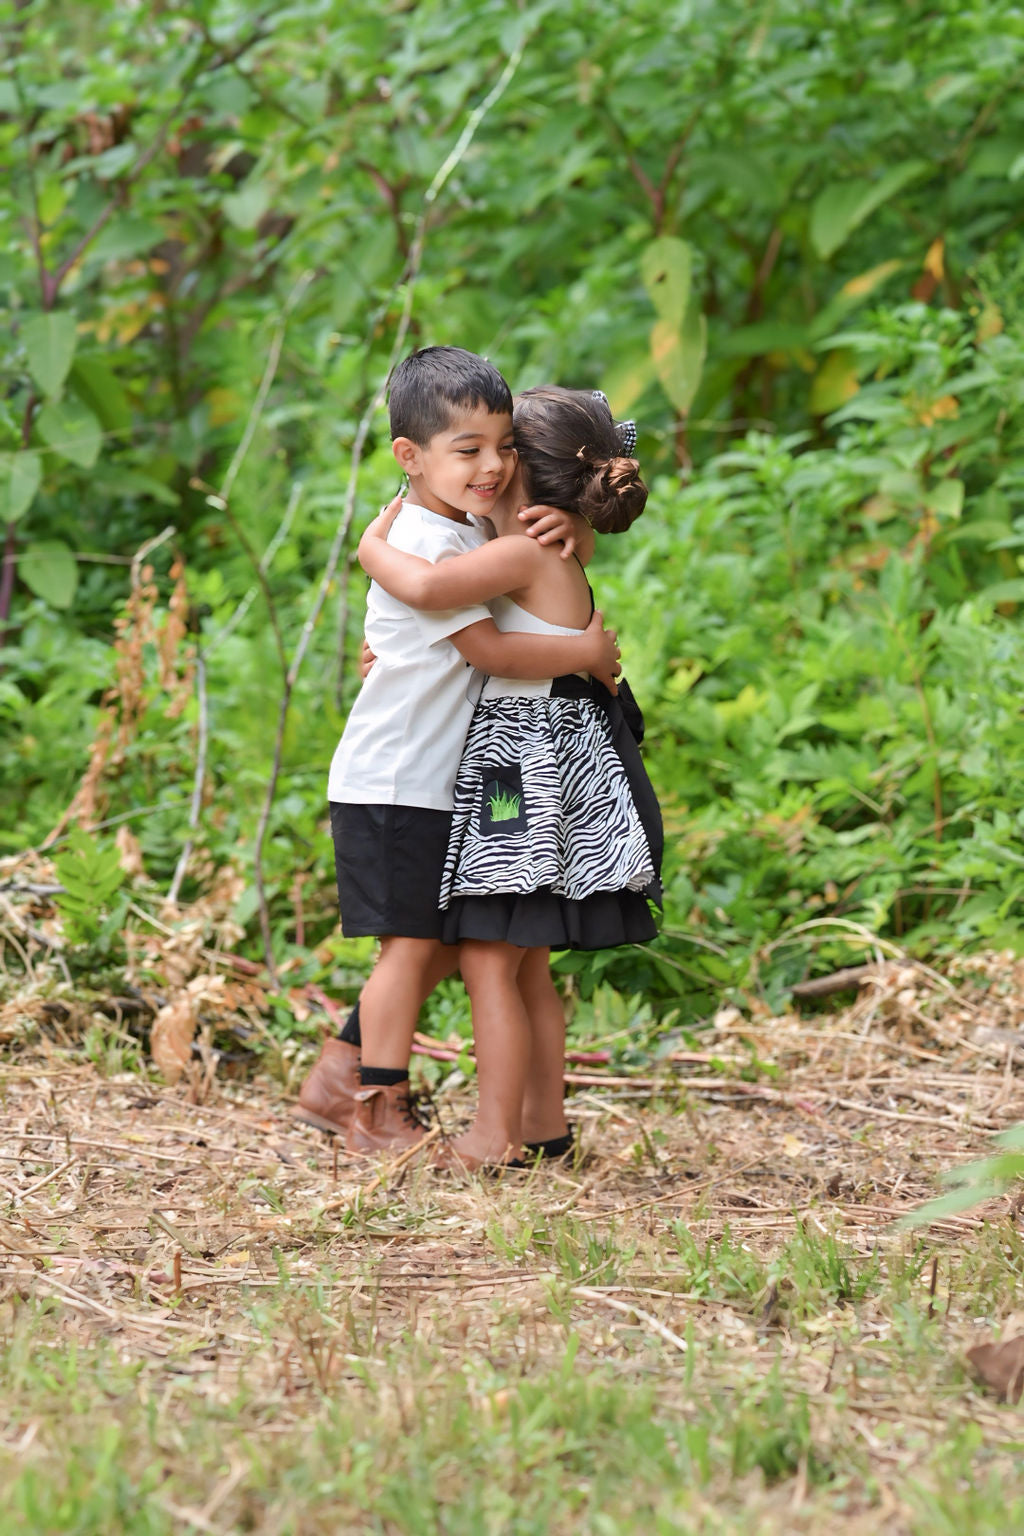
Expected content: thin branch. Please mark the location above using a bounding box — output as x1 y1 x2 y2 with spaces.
219 270 315 506
131 526 178 590
11 64 55 308
572 1286 689 1355
333 548 359 711
356 160 411 259
202 480 303 659
166 649 209 907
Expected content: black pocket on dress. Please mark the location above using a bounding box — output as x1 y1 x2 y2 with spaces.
479 763 528 835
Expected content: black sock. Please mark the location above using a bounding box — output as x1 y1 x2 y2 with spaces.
523 1131 574 1159
338 1000 362 1047
359 1066 409 1087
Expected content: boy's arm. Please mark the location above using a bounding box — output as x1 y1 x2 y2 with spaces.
359 505 542 610
452 611 620 694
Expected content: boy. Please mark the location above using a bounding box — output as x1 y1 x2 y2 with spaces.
296 347 619 1152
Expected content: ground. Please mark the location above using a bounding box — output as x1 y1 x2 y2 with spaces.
2 959 1024 1535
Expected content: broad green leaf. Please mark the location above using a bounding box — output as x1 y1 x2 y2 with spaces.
719 321 813 359
90 143 136 179
37 399 102 469
37 177 67 226
89 216 164 264
809 160 930 259
21 312 78 399
223 180 271 231
2 451 43 523
19 539 79 609
977 579 1024 607
927 479 964 519
70 357 132 434
92 465 180 507
924 72 975 107
970 135 1024 178
640 237 692 328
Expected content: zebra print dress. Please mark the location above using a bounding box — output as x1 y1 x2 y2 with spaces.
438 599 660 951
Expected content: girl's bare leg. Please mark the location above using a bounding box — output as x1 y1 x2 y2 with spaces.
455 938 530 1163
516 947 569 1143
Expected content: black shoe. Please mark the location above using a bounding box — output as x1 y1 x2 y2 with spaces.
523 1130 575 1161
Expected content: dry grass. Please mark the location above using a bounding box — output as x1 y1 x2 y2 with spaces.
3 956 1024 1532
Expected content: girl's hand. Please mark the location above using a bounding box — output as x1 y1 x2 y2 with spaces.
582 609 620 694
517 503 587 560
359 638 376 680
363 491 404 542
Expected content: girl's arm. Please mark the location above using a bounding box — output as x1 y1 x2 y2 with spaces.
359 507 543 610
452 610 620 694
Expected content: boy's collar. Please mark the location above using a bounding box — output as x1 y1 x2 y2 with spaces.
402 497 484 530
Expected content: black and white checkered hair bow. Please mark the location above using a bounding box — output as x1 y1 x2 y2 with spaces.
592 390 637 456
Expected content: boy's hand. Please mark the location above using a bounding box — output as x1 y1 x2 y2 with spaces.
582 609 620 694
363 491 404 542
517 503 589 561
359 638 376 680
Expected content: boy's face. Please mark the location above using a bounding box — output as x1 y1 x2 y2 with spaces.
393 403 516 522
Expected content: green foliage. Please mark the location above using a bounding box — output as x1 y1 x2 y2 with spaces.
1 0 1023 1023
908 1122 1024 1223
54 827 127 948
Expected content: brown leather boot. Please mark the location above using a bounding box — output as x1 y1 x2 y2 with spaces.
293 1038 361 1136
346 1081 427 1154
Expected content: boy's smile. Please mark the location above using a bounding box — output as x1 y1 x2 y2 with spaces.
395 403 516 523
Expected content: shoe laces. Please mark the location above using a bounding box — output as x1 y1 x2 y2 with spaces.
398 1086 427 1130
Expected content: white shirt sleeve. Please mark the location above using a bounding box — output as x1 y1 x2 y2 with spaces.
391 513 491 646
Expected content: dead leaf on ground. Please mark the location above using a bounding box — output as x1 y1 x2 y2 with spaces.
151 992 197 1083
966 1333 1024 1404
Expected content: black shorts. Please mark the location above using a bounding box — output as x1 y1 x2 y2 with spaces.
330 802 453 940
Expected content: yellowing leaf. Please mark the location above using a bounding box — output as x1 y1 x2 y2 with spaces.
650 298 707 415
840 259 903 299
207 387 241 427
916 394 959 426
923 236 945 280
810 349 859 415
977 303 1004 343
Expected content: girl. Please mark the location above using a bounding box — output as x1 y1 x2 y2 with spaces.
359 387 661 1170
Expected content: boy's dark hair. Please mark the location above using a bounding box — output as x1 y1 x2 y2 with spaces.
513 386 648 534
388 346 513 445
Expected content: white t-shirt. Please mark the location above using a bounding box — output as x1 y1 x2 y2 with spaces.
327 500 491 811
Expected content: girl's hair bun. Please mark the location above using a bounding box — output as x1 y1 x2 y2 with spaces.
512 385 649 534
581 455 648 534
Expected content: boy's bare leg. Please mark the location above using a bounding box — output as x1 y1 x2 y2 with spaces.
516 947 569 1144
358 936 457 1068
452 939 530 1164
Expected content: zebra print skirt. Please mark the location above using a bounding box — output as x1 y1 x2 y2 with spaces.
438 691 658 948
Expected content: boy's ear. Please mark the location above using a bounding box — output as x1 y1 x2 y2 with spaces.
392 437 421 476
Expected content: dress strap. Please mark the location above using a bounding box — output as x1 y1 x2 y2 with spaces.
572 551 595 619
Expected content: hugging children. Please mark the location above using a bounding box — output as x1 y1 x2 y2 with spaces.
296 346 662 1172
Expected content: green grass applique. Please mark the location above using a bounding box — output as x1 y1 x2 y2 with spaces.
487 786 522 823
